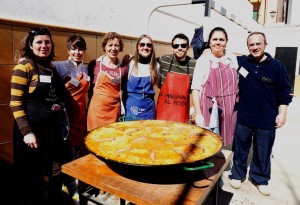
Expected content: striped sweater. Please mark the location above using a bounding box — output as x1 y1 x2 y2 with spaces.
157 54 196 89
10 59 62 136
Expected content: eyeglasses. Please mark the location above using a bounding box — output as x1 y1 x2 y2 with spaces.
139 43 153 48
172 44 187 49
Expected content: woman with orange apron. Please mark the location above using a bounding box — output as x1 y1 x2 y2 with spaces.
63 72 90 146
87 32 128 131
87 58 123 131
53 34 90 201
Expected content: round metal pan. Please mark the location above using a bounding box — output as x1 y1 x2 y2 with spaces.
85 120 223 180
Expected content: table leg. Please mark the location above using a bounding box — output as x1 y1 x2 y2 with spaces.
78 181 88 205
212 182 219 205
120 198 126 205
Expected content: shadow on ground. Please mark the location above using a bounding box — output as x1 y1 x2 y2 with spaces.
204 186 234 205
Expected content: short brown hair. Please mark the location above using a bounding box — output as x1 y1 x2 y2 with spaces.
101 32 124 52
67 34 87 50
247 32 267 44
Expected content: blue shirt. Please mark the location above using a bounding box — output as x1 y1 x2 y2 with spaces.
236 53 292 129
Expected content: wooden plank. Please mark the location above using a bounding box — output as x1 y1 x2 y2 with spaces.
62 150 233 205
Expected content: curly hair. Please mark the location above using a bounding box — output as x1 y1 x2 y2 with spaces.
101 32 124 52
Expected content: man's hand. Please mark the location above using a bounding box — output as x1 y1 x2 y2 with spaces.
275 105 288 128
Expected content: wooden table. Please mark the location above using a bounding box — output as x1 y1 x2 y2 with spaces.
62 150 233 205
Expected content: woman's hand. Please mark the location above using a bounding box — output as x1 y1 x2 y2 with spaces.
195 114 205 126
23 132 39 148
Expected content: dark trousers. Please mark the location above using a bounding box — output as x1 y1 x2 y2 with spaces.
13 121 67 205
61 144 82 196
231 122 275 185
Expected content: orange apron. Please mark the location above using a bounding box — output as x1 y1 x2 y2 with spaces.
65 73 90 146
156 56 190 123
87 63 121 131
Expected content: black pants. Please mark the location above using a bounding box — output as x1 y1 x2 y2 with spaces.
13 121 67 205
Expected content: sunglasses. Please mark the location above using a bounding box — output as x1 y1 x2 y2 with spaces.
172 44 187 49
30 27 51 36
139 43 153 48
29 26 50 34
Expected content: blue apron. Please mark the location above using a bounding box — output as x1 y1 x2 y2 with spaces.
125 75 155 120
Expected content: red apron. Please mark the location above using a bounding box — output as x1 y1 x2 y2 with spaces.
65 73 90 146
87 63 121 131
156 56 190 123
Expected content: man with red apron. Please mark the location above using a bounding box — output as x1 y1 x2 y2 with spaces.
156 33 196 123
157 55 190 123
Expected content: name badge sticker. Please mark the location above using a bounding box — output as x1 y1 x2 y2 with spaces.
40 75 51 83
111 78 120 84
239 67 249 78
70 78 80 87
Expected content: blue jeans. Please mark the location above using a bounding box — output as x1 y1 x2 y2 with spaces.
230 123 275 185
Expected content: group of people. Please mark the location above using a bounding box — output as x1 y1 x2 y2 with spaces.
10 25 292 205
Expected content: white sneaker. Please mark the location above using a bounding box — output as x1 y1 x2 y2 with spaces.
230 179 241 189
257 185 270 196
72 193 80 205
62 185 69 195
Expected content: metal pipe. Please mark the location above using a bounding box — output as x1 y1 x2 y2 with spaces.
146 0 207 33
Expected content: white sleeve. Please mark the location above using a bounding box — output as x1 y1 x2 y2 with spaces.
191 55 210 92
128 61 135 77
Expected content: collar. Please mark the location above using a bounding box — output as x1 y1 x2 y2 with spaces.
96 55 120 67
247 52 272 63
67 57 83 69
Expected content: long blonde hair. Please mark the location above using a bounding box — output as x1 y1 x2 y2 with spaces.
132 34 157 85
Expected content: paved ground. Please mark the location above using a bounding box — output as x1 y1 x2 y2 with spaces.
90 96 300 205
208 96 300 205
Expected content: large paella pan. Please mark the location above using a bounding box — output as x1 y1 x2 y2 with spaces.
85 120 223 169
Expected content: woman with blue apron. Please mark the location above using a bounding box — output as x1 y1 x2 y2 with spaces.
123 34 158 121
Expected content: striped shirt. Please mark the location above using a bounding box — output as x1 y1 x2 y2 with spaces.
10 59 64 136
157 54 196 89
10 60 39 135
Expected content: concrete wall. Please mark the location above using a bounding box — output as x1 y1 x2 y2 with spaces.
288 0 300 25
0 0 255 54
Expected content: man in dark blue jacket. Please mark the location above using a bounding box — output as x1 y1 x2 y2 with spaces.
229 32 293 196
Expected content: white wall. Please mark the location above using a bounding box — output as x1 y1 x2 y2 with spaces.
288 0 300 25
0 0 257 55
1 0 299 83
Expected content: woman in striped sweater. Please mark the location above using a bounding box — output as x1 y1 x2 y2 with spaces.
10 26 69 205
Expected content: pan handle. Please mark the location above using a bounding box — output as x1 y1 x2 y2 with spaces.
183 162 214 171
118 116 137 122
